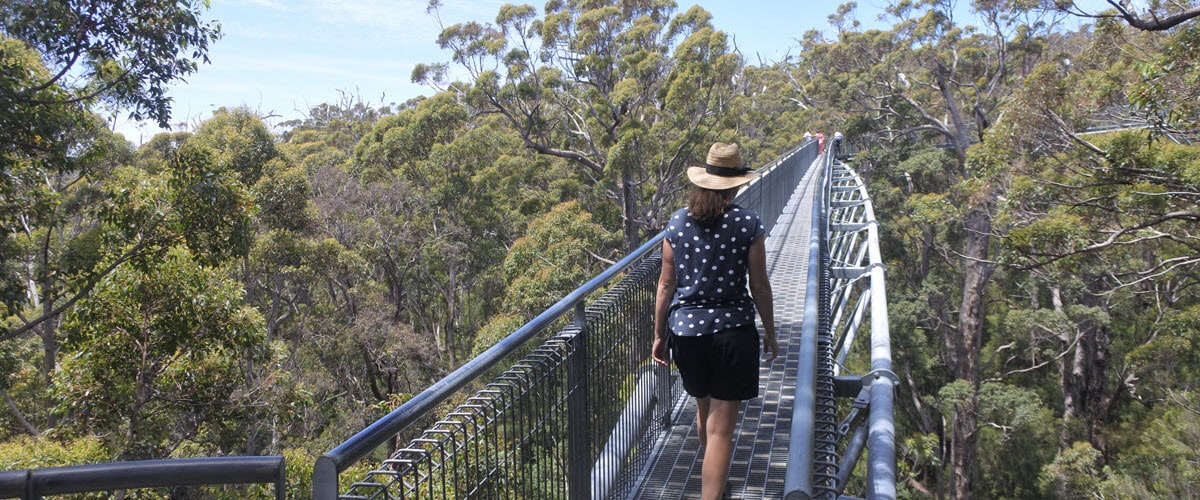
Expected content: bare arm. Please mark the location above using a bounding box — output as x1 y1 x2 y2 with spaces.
653 239 676 365
748 235 778 362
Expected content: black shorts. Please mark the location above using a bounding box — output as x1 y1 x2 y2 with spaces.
670 324 760 401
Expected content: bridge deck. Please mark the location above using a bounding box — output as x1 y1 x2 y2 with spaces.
631 158 821 499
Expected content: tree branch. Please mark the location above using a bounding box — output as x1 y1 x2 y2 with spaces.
1104 0 1200 31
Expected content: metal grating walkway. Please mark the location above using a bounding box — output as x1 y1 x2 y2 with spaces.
631 158 822 499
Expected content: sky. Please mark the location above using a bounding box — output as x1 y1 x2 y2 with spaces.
113 0 894 142
111 0 1106 143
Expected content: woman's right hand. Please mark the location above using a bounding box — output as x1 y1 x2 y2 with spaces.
762 333 779 363
652 336 670 366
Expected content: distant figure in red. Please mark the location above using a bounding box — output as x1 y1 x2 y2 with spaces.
816 132 825 154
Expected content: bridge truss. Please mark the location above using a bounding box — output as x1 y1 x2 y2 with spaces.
785 138 897 499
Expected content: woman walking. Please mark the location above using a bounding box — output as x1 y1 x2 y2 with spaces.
652 141 779 500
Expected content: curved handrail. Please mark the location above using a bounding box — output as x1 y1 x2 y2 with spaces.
784 135 896 499
784 138 829 499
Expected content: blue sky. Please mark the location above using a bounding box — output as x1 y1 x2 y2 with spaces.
113 0 1106 143
114 0 891 142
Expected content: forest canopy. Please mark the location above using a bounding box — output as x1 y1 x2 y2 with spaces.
2 0 1199 498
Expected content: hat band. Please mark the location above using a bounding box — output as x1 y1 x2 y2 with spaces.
705 164 751 177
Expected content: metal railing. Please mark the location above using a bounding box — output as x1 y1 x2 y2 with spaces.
315 141 819 500
785 136 897 499
0 456 286 500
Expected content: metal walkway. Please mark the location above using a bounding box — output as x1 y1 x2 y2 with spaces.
632 154 821 499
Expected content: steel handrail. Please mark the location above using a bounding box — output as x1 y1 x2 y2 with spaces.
784 135 897 499
0 456 286 500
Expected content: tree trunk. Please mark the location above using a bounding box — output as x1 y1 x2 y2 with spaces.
949 208 993 499
956 210 993 382
1055 285 1114 453
1080 292 1112 452
445 263 458 367
934 61 973 174
39 299 59 429
951 403 977 500
620 165 640 252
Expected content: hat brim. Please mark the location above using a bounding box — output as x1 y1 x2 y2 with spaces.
687 166 758 190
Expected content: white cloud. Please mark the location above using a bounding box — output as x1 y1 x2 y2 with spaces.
307 0 435 34
221 0 288 9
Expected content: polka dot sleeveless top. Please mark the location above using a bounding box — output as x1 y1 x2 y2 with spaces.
665 204 766 337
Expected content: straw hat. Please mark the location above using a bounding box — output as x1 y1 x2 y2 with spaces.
686 142 757 190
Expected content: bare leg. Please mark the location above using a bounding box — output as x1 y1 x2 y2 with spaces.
701 398 741 500
695 396 711 450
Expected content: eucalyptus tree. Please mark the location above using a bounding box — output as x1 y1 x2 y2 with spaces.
727 62 814 163
0 114 130 432
971 17 1200 496
0 36 132 426
351 92 559 364
0 0 220 128
55 246 268 459
279 92 396 159
499 200 616 318
1 0 221 434
1 135 258 441
188 107 281 187
415 0 743 251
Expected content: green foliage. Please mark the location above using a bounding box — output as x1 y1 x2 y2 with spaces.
0 0 220 127
899 432 941 489
1129 25 1200 135
0 435 110 469
279 92 393 157
189 107 280 186
725 63 814 162
427 0 742 249
937 380 1044 430
976 402 1057 500
502 201 617 315
1039 441 1103 499
471 313 528 358
253 160 316 233
168 143 256 265
904 192 957 225
1125 304 1200 400
1099 403 1200 499
134 131 193 174
1004 209 1086 254
56 246 268 458
351 93 467 182
0 34 106 314
895 148 959 193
